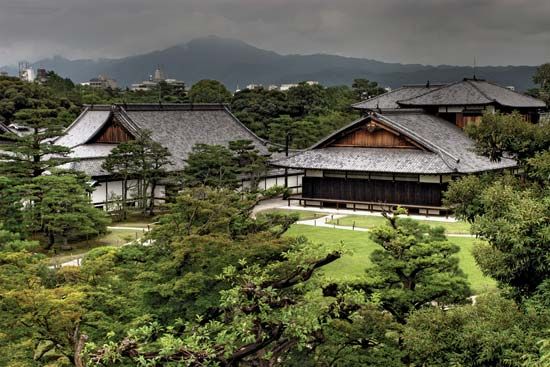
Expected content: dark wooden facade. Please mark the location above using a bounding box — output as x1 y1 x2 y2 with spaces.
302 176 444 207
330 124 417 149
321 120 424 150
91 119 133 144
297 116 449 211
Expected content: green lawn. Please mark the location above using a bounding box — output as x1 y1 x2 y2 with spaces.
48 228 147 264
327 215 471 234
285 224 495 293
257 209 327 221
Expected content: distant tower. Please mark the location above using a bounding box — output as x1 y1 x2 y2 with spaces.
153 66 165 82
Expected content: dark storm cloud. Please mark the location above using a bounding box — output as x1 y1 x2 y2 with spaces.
0 0 548 66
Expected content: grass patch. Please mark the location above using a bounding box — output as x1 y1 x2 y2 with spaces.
48 228 147 264
257 209 327 221
285 224 495 293
327 215 471 234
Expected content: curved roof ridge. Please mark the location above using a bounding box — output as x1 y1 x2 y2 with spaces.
374 112 460 167
114 105 142 136
397 80 463 104
465 79 495 103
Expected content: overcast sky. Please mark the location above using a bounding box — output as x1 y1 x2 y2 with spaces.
0 0 549 66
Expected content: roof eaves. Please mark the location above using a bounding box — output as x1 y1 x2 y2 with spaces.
114 106 142 136
479 80 547 108
465 79 496 104
54 106 91 143
396 80 462 105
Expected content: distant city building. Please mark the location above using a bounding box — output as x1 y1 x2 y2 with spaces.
245 84 263 90
130 67 184 91
18 62 35 82
236 81 320 93
0 71 8 77
36 68 48 83
280 83 299 91
82 75 118 89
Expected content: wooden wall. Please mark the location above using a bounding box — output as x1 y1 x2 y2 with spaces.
455 113 482 129
93 121 133 143
329 124 417 149
302 177 444 206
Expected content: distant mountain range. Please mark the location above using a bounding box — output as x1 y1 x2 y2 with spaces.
0 36 540 91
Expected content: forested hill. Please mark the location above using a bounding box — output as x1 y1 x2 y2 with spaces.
0 36 540 91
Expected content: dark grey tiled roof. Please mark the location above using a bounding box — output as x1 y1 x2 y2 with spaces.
56 109 111 147
274 111 516 174
125 109 269 170
376 111 516 173
57 104 269 176
273 147 452 174
399 79 546 108
352 84 445 110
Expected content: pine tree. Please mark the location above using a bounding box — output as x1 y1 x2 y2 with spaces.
364 210 471 323
0 108 74 179
22 174 109 249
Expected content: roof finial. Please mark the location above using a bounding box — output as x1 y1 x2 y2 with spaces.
426 80 430 88
473 57 477 80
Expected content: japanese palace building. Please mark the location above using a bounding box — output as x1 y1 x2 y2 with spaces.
274 78 546 214
57 103 301 207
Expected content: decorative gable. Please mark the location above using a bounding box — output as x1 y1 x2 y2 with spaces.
325 119 422 149
89 115 134 144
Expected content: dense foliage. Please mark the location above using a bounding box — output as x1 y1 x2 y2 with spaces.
1 71 549 366
231 81 374 148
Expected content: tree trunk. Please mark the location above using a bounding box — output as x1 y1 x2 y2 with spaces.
148 180 157 217
47 231 55 250
122 178 128 220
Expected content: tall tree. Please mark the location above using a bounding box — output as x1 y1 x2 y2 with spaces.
363 211 470 323
188 79 232 103
21 174 109 249
465 111 550 162
102 132 172 217
352 78 386 101
469 181 550 301
229 139 268 191
102 142 136 220
531 63 550 105
0 108 75 179
182 144 239 189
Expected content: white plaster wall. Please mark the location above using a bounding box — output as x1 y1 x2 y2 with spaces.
419 175 441 183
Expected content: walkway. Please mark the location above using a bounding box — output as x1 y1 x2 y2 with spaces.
254 197 459 222
295 215 474 238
